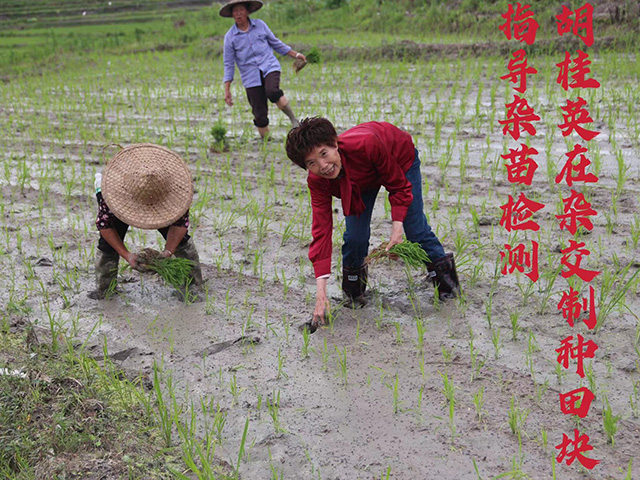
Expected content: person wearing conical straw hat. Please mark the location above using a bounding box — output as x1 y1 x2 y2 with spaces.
221 0 306 139
89 144 203 299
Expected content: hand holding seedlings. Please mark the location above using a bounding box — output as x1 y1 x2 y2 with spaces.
135 247 194 288
293 58 307 73
292 51 307 63
124 251 139 270
136 247 162 271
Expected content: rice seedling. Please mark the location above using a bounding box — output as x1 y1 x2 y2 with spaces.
366 241 430 270
627 214 640 250
229 373 243 406
509 311 521 341
336 346 348 386
276 347 287 380
152 362 174 448
491 327 502 360
602 396 621 447
235 416 250 479
629 380 640 419
507 395 529 445
623 459 634 480
584 363 597 397
380 466 392 480
440 371 456 441
267 390 286 434
393 321 403 344
596 268 640 332
415 316 426 351
142 255 195 290
473 386 486 423
469 330 485 382
388 373 401 414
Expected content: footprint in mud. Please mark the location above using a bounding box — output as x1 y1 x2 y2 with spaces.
195 336 260 357
89 346 151 362
34 257 53 266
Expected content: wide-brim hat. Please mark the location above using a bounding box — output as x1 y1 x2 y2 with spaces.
101 143 193 230
219 0 263 17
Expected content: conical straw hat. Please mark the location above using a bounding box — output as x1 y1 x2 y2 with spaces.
101 144 193 229
219 0 263 17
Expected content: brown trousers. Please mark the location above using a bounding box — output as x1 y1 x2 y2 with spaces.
245 71 284 128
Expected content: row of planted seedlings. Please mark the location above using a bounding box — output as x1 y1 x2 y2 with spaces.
3 48 640 352
4 50 638 196
3 48 640 366
221 53 638 474
2 43 640 476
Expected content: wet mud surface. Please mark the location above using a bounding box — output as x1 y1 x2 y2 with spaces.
1 52 640 479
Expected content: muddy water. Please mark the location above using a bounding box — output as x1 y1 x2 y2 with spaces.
1 53 640 478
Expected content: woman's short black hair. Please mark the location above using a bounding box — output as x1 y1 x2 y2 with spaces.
285 117 338 169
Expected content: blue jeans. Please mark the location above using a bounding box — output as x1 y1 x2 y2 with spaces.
342 149 445 268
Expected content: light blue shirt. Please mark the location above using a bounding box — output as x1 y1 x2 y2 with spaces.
223 18 291 88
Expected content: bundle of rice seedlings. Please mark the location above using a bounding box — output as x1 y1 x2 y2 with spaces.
145 257 195 289
136 247 162 270
366 241 430 270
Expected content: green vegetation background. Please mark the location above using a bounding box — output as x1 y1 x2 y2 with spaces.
1 0 638 78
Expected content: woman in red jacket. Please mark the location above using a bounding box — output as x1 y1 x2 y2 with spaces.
286 117 459 327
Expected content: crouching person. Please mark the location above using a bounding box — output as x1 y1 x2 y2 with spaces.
89 143 203 299
285 118 460 327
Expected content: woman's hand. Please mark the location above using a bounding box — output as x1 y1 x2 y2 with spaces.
224 90 233 106
288 50 307 63
386 220 404 251
312 276 330 327
159 249 173 259
313 294 330 327
124 251 139 270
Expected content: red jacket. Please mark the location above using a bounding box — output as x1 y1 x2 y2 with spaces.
307 122 416 277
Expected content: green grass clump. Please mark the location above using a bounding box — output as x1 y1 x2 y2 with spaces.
367 241 429 270
146 257 195 289
0 330 182 478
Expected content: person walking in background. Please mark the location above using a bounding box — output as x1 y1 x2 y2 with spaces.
221 0 306 139
286 117 460 328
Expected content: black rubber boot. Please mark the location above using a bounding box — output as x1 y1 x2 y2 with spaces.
88 250 119 299
427 252 460 300
173 238 203 286
342 264 368 307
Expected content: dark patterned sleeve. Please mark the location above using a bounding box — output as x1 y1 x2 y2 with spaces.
95 193 116 230
172 210 189 229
